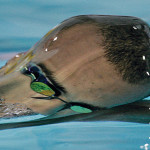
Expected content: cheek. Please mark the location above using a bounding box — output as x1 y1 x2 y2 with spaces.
61 73 101 103
60 64 104 102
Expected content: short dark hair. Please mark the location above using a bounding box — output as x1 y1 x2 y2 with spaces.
99 16 150 84
61 15 150 84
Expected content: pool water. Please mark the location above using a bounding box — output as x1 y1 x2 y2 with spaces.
0 121 150 150
1 0 150 149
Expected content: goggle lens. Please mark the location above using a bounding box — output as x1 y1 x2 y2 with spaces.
30 82 55 96
22 64 57 97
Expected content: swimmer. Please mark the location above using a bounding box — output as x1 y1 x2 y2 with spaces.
1 15 150 122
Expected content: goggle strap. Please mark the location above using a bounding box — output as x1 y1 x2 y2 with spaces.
52 97 68 104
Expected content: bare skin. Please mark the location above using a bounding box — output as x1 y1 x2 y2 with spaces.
0 15 150 123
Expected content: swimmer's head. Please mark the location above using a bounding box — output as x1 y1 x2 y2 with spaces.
1 15 150 118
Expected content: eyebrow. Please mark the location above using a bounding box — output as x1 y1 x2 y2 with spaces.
37 63 67 94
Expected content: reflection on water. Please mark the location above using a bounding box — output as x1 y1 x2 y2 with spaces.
0 121 150 150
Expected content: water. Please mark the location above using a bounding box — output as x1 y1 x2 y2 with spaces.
0 121 150 150
1 0 150 149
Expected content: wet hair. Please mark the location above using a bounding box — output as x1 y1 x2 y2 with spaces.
99 17 150 84
61 15 150 84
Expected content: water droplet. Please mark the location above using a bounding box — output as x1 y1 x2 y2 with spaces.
140 145 144 149
133 26 138 30
15 54 19 58
143 55 146 60
53 37 58 41
146 72 150 76
133 25 142 30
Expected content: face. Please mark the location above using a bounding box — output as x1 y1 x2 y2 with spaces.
1 15 150 118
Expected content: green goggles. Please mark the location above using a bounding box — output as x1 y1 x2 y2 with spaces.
21 64 101 113
22 64 61 97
